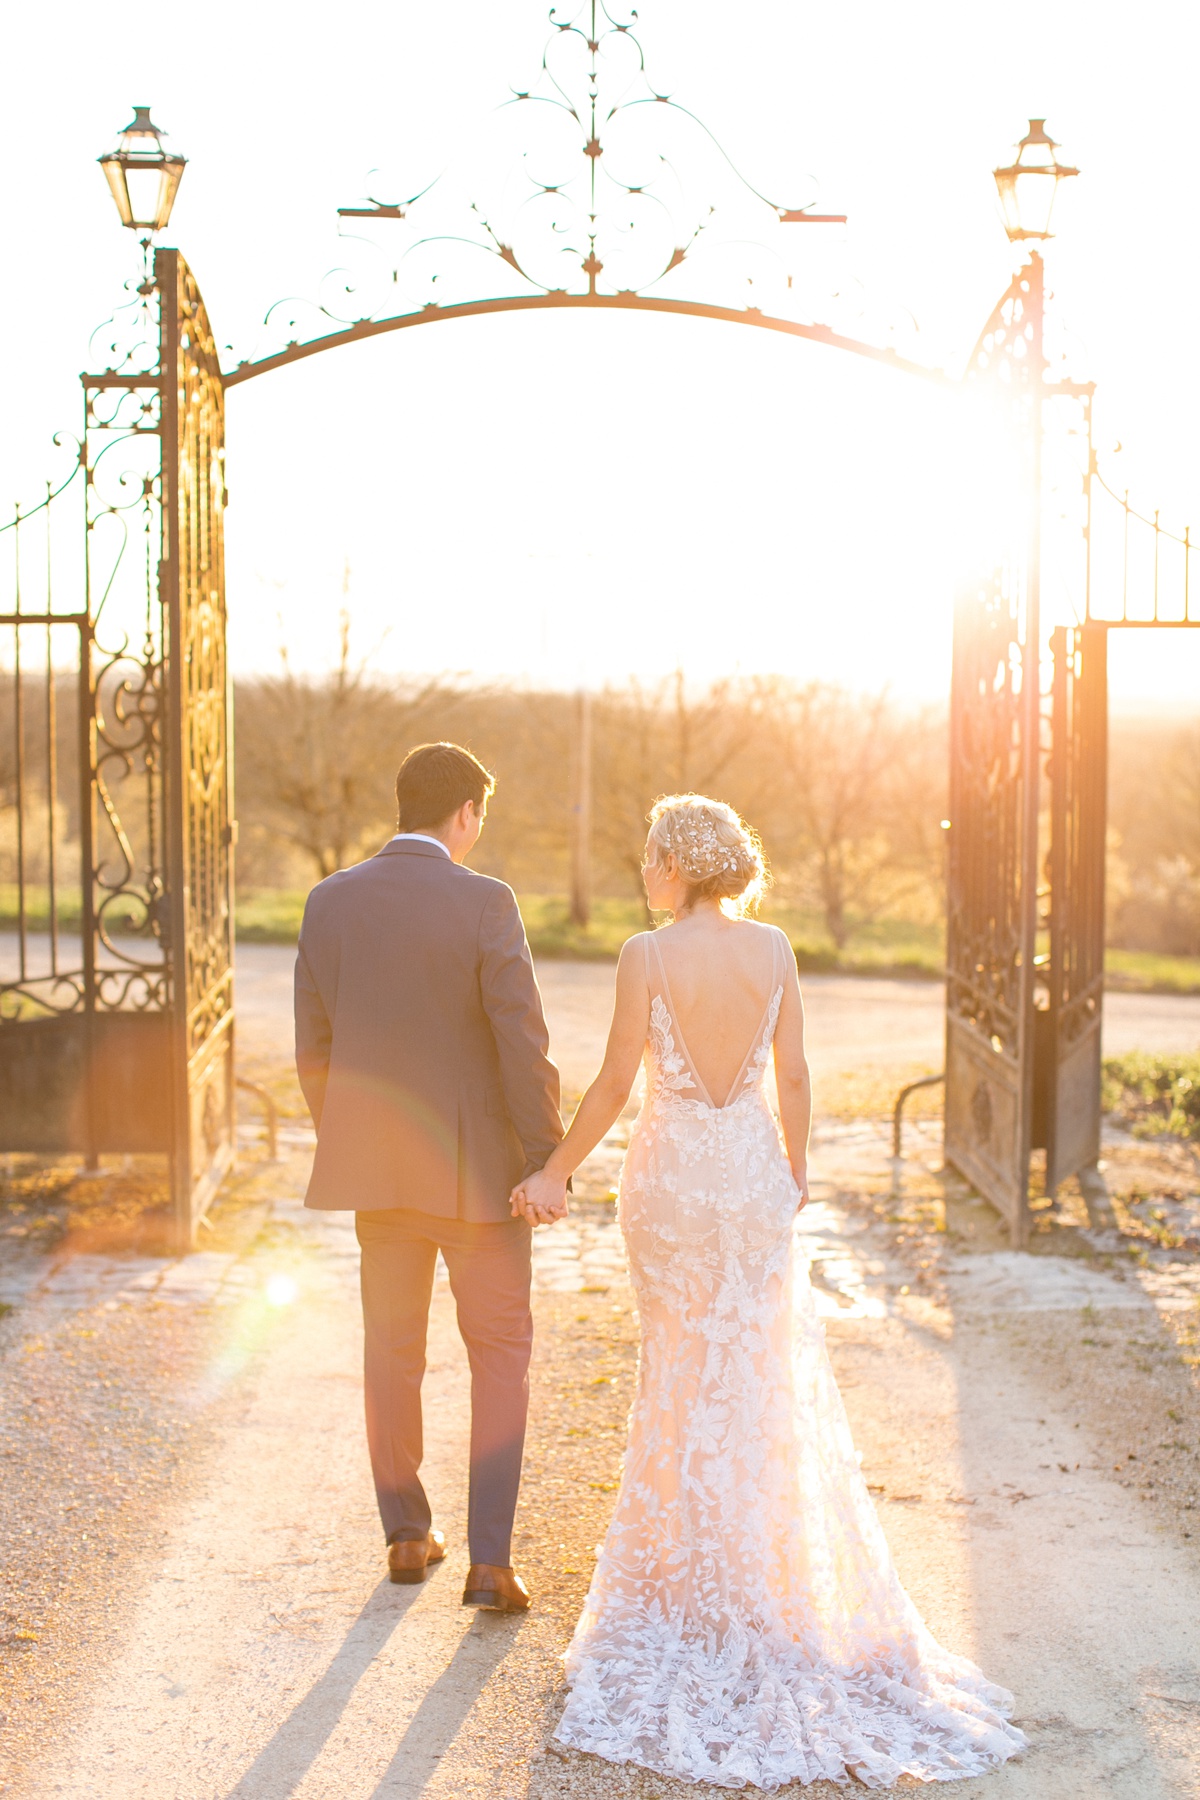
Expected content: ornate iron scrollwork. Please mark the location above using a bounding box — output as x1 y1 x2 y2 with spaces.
222 0 912 390
330 0 840 304
945 566 1027 1061
0 457 88 1024
79 262 171 1019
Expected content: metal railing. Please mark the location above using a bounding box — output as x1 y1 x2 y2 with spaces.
892 1073 945 1161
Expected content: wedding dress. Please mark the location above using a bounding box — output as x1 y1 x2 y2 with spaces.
555 927 1025 1789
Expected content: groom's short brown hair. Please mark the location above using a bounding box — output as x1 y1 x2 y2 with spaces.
395 742 495 832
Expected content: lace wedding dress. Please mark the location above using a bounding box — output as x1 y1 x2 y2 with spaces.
555 928 1025 1789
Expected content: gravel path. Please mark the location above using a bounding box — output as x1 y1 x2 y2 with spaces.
4 956 1200 1794
7 1172 1200 1797
227 945 1200 1091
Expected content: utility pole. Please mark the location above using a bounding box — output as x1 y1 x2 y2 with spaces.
570 688 593 929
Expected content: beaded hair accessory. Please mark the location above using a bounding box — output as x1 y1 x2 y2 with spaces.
662 810 742 878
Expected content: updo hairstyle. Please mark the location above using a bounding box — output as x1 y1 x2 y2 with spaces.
645 794 769 917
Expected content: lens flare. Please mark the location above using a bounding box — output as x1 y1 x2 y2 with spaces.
266 1274 299 1307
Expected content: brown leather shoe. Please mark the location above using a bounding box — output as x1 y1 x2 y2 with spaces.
387 1529 446 1585
462 1563 530 1612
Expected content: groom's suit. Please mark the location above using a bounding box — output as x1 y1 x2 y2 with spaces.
295 836 563 1565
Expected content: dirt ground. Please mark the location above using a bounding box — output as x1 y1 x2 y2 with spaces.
2 957 1200 1797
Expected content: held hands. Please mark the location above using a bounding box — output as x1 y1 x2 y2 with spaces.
793 1164 810 1212
510 1167 570 1227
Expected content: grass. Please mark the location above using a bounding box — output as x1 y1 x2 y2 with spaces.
0 991 54 1022
766 907 944 980
238 891 653 959
6 882 1200 993
234 890 307 943
0 884 144 934
1104 948 1200 995
512 895 655 960
232 889 950 974
1103 1052 1200 1141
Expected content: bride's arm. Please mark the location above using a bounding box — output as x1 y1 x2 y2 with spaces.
773 953 812 1208
511 937 649 1223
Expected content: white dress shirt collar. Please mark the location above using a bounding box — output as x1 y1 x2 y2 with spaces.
390 832 451 858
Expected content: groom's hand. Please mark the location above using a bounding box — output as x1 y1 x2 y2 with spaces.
510 1169 569 1226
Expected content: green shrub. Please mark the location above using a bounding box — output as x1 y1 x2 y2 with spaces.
1102 1052 1200 1140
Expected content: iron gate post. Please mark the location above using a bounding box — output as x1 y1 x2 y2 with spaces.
1044 622 1069 1166
159 250 189 1242
1042 620 1108 1204
1015 249 1045 1245
77 510 99 1169
157 248 237 1251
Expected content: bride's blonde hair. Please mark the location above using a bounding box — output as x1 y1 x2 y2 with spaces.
645 794 769 917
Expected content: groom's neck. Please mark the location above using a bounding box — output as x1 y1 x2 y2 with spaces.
427 819 473 864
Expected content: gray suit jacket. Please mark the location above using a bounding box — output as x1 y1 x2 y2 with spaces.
294 839 563 1220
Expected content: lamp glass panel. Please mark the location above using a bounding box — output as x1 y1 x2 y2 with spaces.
100 158 134 227
1015 167 1057 238
156 159 184 229
123 164 166 229
995 169 1022 239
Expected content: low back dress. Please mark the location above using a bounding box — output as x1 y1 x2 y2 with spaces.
554 925 1025 1790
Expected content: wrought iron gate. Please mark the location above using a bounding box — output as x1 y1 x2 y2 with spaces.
946 295 1199 1237
0 249 233 1248
158 249 236 1231
1039 622 1106 1192
944 566 1038 1239
944 260 1044 1243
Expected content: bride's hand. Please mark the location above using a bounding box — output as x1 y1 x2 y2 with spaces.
510 1169 569 1226
793 1165 810 1212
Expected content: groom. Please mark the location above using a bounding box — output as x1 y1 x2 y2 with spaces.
294 741 565 1612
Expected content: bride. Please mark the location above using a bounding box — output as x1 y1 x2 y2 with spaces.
511 794 1025 1790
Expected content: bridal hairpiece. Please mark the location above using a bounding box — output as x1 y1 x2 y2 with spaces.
664 811 741 878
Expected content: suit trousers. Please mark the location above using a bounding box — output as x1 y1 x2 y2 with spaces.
355 1207 533 1568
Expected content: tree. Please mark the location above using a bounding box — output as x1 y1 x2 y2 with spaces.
590 672 778 911
1108 718 1200 954
234 612 461 882
765 684 945 948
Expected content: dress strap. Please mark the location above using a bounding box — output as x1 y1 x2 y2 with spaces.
646 930 674 1000
642 931 668 1014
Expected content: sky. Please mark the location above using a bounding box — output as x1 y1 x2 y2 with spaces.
2 0 1199 705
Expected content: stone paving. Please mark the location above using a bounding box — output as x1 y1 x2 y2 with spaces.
0 1116 904 1325
0 1120 634 1320
6 1108 1197 1334
13 942 1190 1333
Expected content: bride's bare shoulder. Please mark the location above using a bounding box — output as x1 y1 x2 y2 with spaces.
724 918 790 949
616 929 655 972
729 919 796 973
